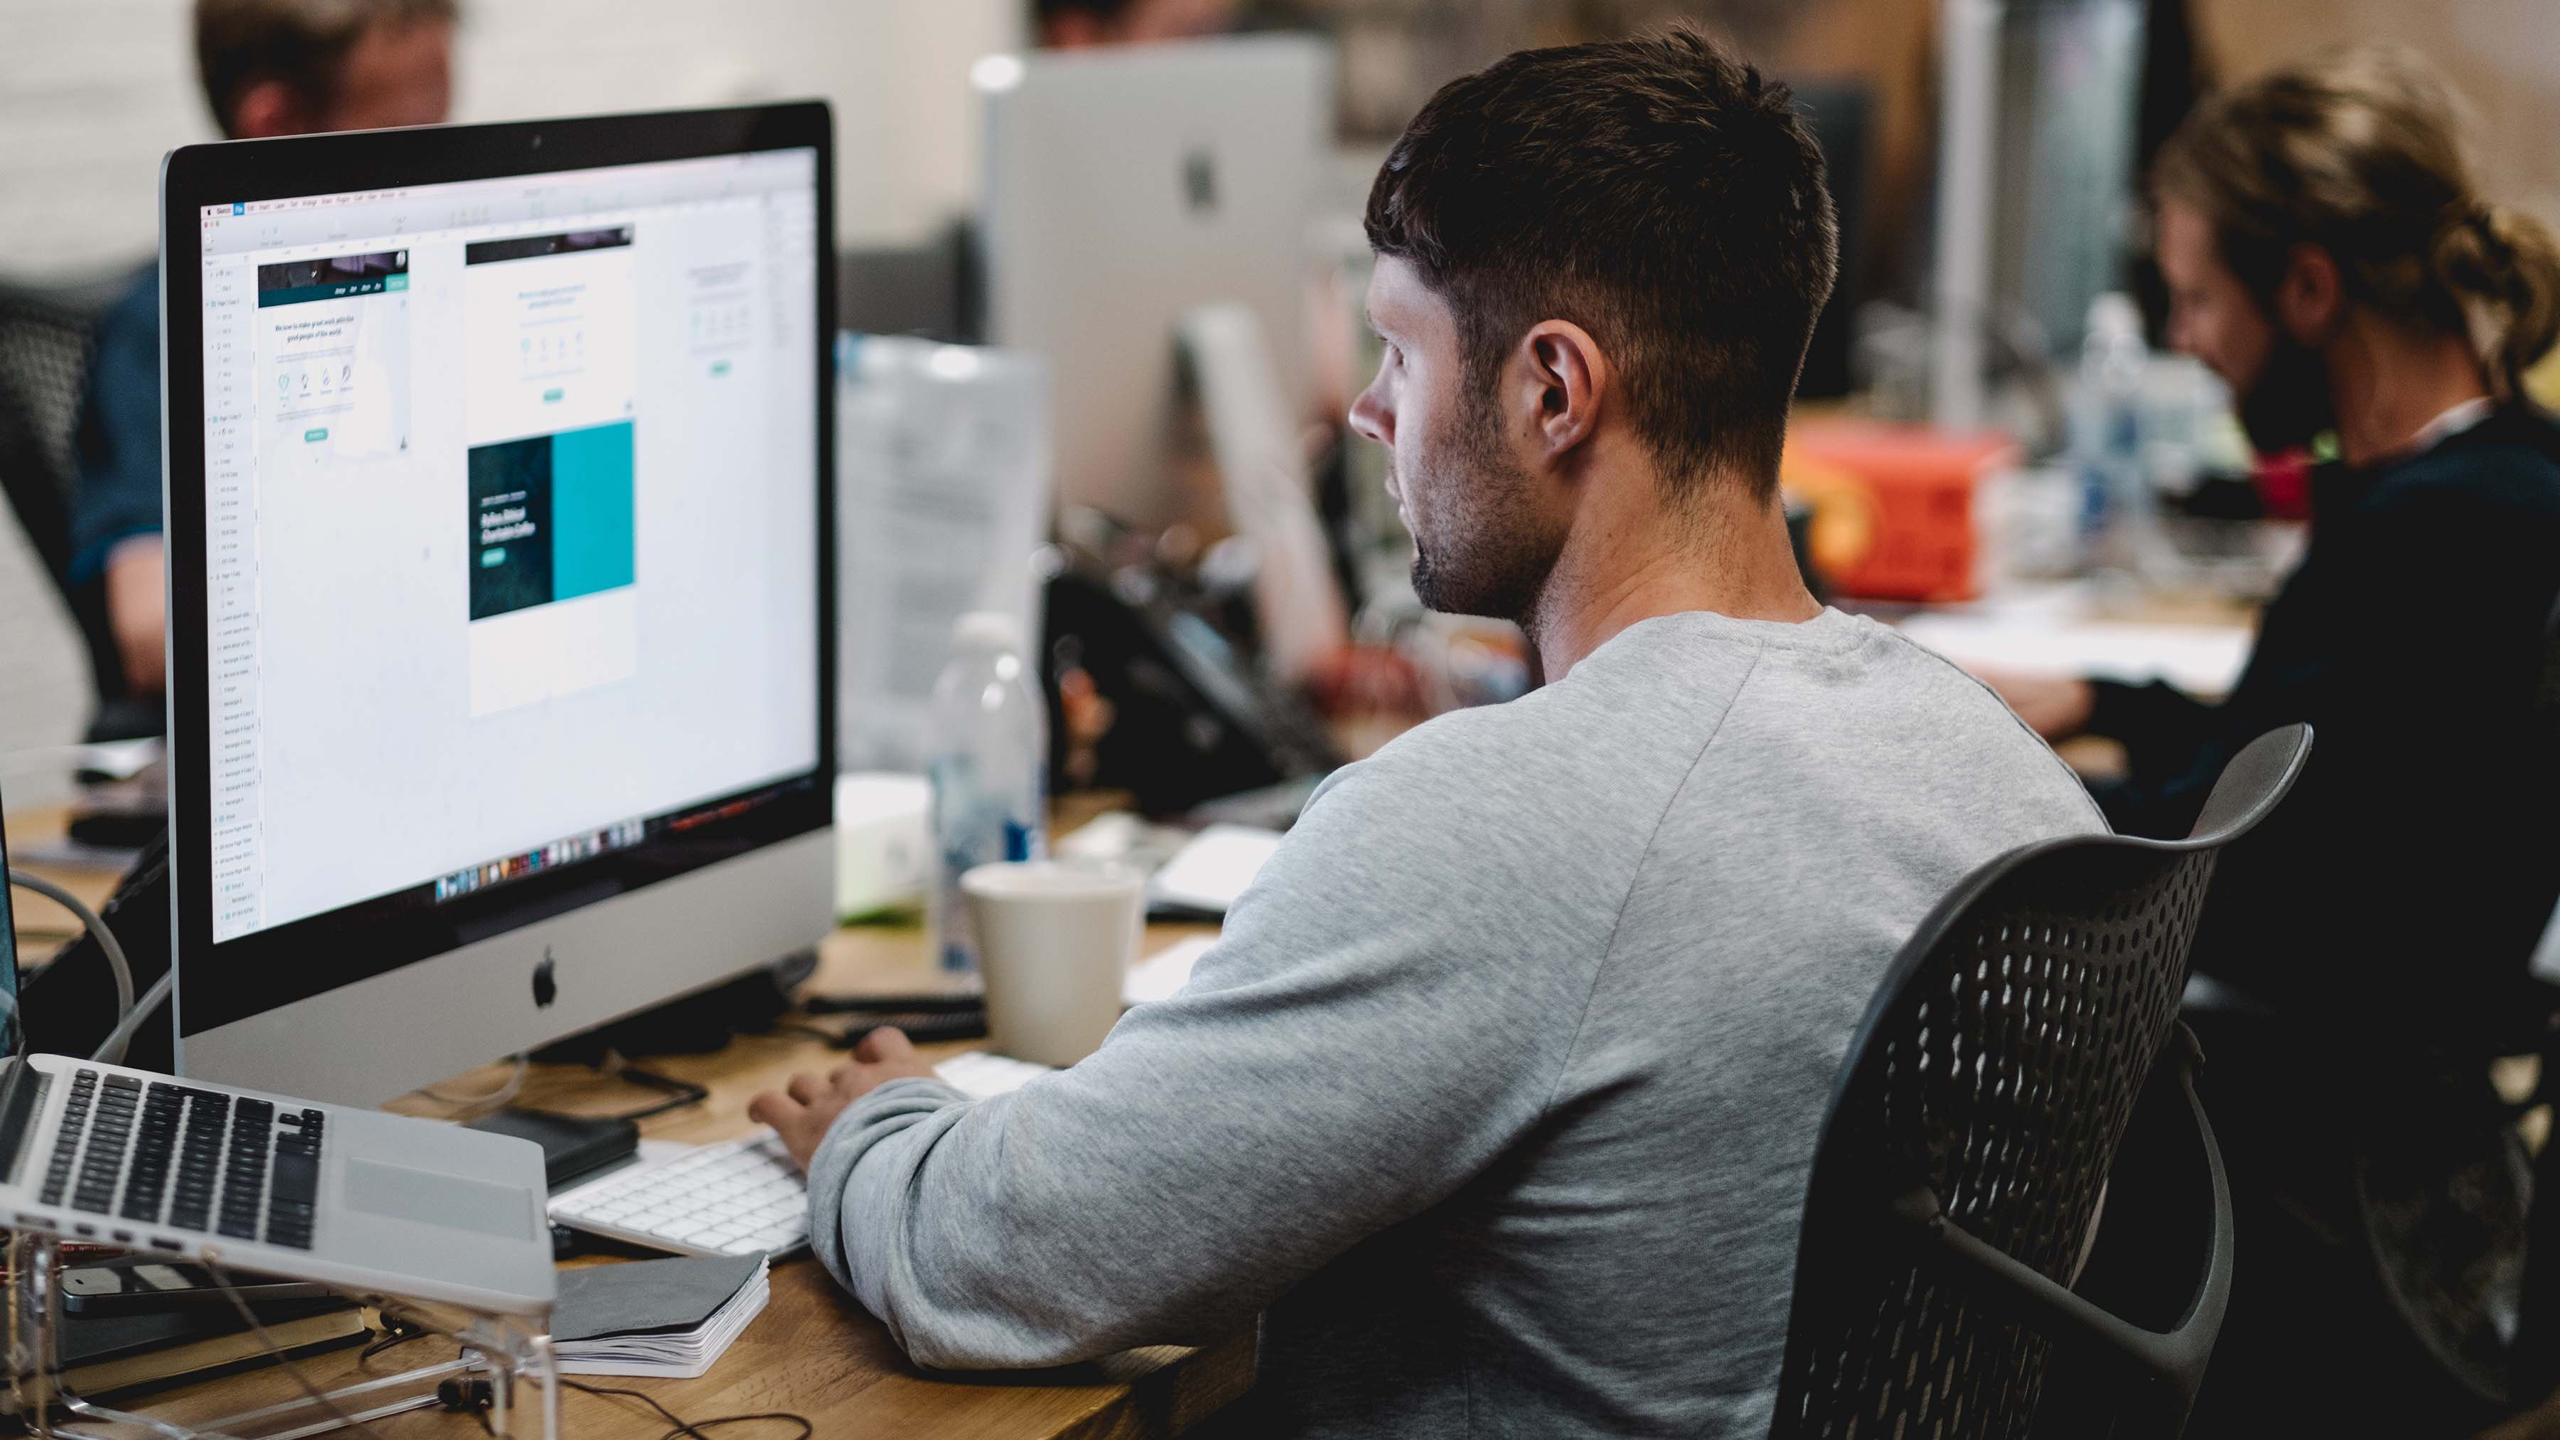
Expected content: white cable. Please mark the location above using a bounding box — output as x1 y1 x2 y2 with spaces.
91 969 172 1067
8 869 135 1047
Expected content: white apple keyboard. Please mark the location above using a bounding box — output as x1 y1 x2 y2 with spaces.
547 1050 1054 1257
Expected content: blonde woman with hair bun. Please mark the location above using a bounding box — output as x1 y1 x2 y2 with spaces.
1983 45 2560 1439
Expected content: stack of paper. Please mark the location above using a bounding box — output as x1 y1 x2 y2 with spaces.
552 1253 769 1379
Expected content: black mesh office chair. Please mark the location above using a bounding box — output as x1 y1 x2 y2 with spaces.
2468 597 2560 1411
0 271 148 739
2314 590 2560 1419
1769 724 2313 1440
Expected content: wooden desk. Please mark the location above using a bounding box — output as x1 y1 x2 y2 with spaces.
5 809 1249 1439
5 808 120 956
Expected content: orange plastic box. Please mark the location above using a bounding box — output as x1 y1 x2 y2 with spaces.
1780 421 2018 603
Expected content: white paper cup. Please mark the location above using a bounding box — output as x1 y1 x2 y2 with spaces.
961 861 1145 1068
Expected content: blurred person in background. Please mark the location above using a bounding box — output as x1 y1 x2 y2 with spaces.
1033 0 1237 49
72 0 456 723
1989 47 2560 1436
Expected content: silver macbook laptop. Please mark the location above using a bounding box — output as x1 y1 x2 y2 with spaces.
0 1053 553 1316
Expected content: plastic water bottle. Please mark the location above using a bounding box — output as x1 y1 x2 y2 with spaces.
927 612 1047 974
2072 292 2150 574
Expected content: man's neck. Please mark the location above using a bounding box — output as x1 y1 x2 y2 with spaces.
2326 314 2493 469
1527 487 1821 680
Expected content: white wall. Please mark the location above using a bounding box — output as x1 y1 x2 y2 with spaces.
0 0 1024 278
0 0 1021 775
0 521 94 808
2197 0 2560 225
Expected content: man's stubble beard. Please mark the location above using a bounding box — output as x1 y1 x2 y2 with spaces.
1406 387 1567 630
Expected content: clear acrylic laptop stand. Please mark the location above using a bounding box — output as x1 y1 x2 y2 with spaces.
4 1233 561 1439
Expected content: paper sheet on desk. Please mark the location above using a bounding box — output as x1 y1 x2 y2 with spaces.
1897 614 2253 695
1148 824 1283 915
1127 936 1216 1007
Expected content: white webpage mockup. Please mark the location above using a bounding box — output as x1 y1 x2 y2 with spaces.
195 152 822 944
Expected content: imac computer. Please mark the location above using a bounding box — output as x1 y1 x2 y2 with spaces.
976 33 1334 534
160 105 837 1107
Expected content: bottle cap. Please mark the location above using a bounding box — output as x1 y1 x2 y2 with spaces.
2087 292 2142 343
954 611 1027 653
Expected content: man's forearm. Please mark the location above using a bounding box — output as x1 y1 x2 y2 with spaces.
801 1076 1130 1371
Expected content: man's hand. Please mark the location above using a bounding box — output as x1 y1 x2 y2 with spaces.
104 536 166 700
1971 667 2096 741
749 1026 940 1169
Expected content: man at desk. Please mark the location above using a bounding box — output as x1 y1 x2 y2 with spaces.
756 31 2101 1438
1983 50 2560 1434
72 0 455 716
1986 50 2560 1030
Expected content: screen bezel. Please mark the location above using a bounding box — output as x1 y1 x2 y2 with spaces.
161 104 837 1037
0 775 18 1059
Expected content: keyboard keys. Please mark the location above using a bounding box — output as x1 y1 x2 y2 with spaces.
170 1092 229 1232
552 1129 816 1258
267 1147 319 1249
219 1109 271 1240
119 1084 185 1222
42 1073 96 1209
72 1074 138 1215
19 1072 327 1254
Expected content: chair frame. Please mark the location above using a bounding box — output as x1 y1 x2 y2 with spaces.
1770 724 2312 1440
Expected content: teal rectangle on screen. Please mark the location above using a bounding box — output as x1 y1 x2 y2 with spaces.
549 421 635 601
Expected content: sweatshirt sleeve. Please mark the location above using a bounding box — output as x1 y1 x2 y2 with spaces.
69 275 167 586
800 741 1621 1370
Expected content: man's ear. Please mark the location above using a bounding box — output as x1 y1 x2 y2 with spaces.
1515 320 1609 466
2272 241 2344 346
227 79 309 140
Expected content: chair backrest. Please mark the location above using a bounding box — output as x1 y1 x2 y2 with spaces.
0 272 147 729
0 277 114 588
1770 724 2312 1440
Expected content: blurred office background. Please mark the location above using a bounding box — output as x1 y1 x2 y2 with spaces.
4 0 2560 796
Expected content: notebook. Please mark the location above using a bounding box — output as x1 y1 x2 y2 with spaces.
552 1252 769 1379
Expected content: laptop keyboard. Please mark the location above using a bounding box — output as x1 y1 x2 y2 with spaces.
42 1071 326 1251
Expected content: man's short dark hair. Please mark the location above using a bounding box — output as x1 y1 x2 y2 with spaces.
1365 29 1838 500
195 0 458 139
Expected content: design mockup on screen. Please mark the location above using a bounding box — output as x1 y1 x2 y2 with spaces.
190 149 822 945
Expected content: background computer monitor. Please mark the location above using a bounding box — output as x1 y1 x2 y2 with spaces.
977 34 1334 535
161 106 836 1107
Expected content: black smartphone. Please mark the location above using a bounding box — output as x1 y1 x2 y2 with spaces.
59 1255 329 1315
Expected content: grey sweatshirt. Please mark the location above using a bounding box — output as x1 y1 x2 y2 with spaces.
807 608 2105 1438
